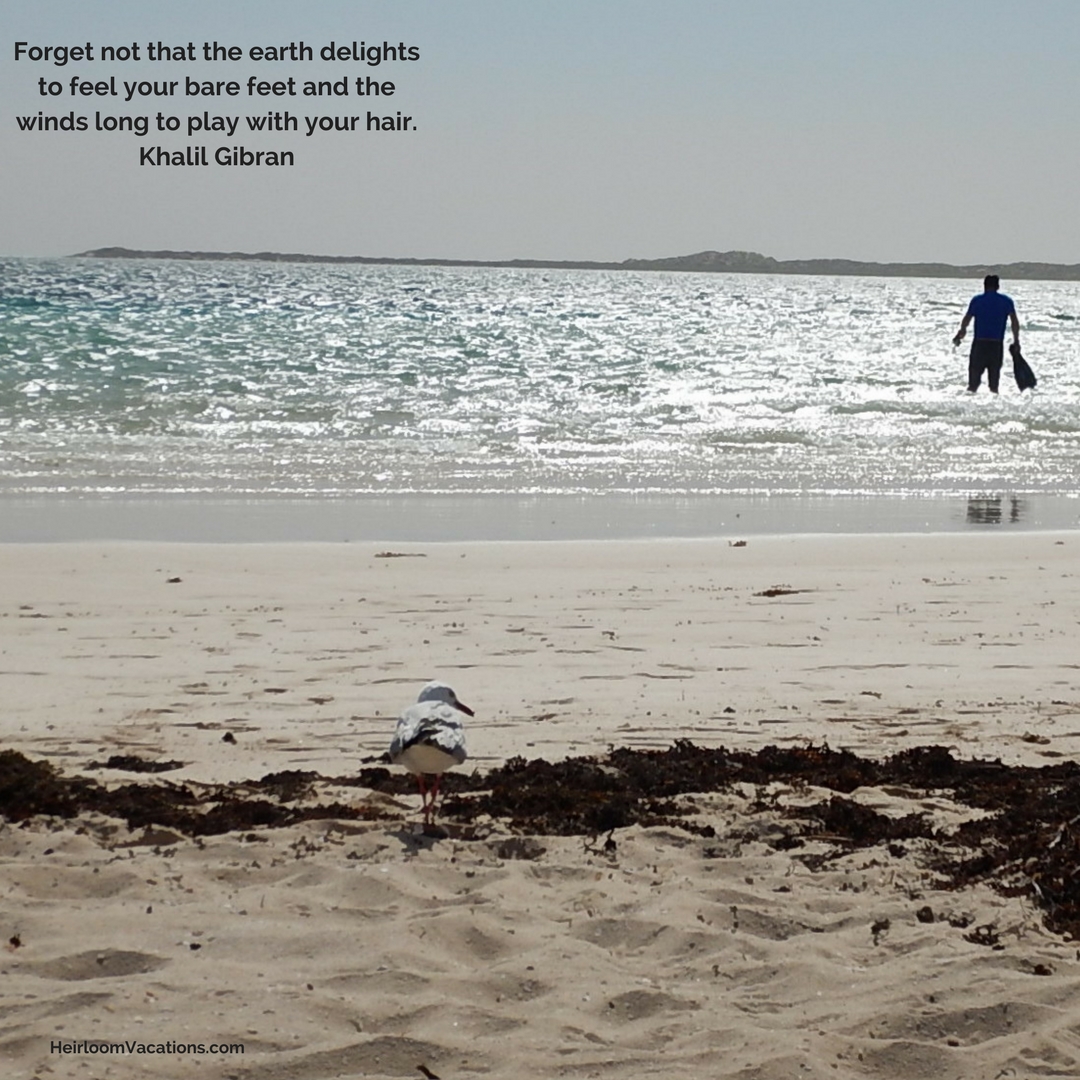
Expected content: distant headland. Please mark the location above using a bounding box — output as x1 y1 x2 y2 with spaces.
71 247 1080 281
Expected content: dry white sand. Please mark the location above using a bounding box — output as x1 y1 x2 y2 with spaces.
3 533 1080 1079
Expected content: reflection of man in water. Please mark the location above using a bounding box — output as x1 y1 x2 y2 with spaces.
952 275 1020 394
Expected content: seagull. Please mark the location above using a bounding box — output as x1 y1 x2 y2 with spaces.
390 681 472 825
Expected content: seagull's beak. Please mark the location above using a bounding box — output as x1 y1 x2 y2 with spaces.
454 700 475 717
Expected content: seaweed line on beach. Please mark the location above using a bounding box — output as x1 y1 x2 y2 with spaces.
4 741 1080 939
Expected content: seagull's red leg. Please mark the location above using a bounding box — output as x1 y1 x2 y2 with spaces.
430 774 442 820
417 774 428 820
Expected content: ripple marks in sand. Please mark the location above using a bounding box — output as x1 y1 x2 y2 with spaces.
8 866 139 900
0 991 116 1062
234 1036 480 1080
858 999 1057 1046
857 1041 956 1080
572 916 721 958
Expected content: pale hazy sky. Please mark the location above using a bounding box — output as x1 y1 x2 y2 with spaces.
5 0 1080 263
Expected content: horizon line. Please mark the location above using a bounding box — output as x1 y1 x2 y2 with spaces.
18 246 1080 281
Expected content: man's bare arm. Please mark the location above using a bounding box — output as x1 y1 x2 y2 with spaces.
953 313 972 347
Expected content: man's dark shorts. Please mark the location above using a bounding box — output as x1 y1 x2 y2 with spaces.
968 338 1004 393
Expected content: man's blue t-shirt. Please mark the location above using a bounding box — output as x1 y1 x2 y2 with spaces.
966 291 1016 340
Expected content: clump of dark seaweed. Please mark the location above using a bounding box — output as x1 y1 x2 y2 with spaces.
87 755 186 774
0 751 389 837
6 741 1080 940
441 755 684 836
248 770 319 803
797 796 935 845
0 750 95 820
447 742 1080 940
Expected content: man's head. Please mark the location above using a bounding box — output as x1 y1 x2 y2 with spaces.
984 274 1000 292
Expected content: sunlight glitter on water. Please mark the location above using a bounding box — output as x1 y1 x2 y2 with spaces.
2 257 1080 496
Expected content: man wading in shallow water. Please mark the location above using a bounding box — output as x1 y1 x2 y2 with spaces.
952 274 1020 394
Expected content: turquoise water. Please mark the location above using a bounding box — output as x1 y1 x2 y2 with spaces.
4 256 1080 498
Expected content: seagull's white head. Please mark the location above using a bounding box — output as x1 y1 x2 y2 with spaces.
417 680 475 716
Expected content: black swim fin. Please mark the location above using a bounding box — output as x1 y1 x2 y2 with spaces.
1009 343 1037 391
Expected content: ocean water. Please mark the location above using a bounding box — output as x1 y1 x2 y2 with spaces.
3 256 1080 500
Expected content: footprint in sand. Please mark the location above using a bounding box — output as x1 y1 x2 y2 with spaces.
25 949 168 981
